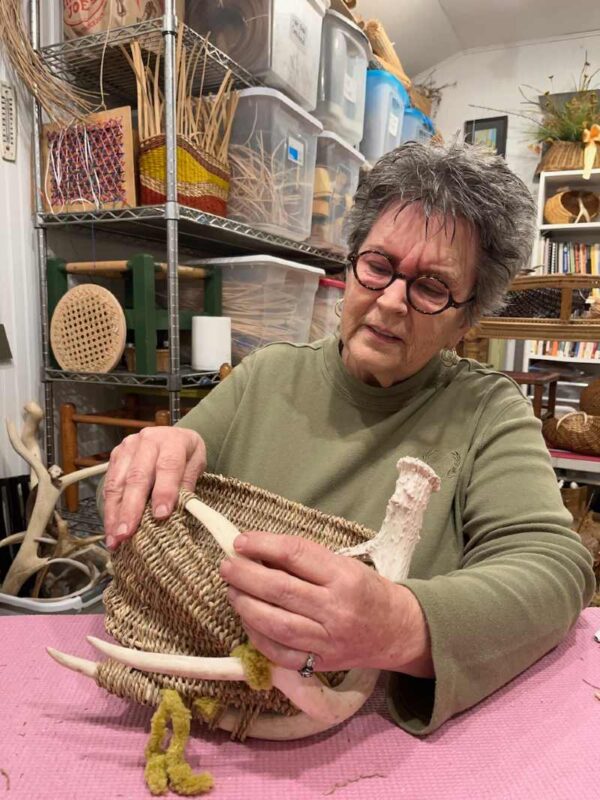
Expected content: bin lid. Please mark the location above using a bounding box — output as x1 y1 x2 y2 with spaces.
319 278 346 289
237 87 324 133
192 254 326 276
367 69 410 105
325 9 371 54
319 130 367 163
310 0 331 15
404 106 435 132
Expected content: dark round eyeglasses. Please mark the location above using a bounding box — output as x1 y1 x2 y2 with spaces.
348 250 475 315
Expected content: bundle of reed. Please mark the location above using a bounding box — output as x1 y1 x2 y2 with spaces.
122 27 238 215
228 141 308 238
0 0 94 122
363 19 411 90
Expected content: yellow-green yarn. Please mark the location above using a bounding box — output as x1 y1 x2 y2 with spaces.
231 642 273 691
193 697 222 723
145 689 214 796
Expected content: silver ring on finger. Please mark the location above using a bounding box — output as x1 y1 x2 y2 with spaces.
298 652 317 678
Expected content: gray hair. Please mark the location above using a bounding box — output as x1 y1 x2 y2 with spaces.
345 139 536 324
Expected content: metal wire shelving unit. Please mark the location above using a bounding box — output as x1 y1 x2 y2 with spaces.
30 2 346 465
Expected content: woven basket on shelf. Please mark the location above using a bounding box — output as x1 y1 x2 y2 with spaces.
580 380 600 415
100 473 375 739
535 140 600 175
139 134 229 215
542 412 600 456
494 287 589 319
544 190 600 224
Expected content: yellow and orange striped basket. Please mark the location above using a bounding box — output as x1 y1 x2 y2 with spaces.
139 135 229 215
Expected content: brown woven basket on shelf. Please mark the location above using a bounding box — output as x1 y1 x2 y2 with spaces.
544 190 600 224
495 287 589 319
580 380 600 415
542 412 600 456
139 134 229 215
100 473 375 739
535 140 600 175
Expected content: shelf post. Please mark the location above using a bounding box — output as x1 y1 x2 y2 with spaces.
162 0 181 422
30 0 55 466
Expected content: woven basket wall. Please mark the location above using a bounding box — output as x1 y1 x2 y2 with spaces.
139 134 229 215
542 412 600 456
535 140 600 174
99 473 375 738
580 380 600 415
544 190 600 224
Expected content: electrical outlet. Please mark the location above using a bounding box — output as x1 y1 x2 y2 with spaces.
1 82 17 163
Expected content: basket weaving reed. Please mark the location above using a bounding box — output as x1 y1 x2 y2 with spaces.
542 412 600 456
139 134 229 215
544 190 600 224
101 473 374 739
580 380 600 415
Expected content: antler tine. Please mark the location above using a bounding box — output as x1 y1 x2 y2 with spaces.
6 417 49 488
47 647 99 679
21 402 44 489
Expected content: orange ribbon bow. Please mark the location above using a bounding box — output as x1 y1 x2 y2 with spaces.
582 123 600 179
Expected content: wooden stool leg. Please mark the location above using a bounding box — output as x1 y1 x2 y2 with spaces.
60 402 79 512
154 410 171 426
532 384 543 419
547 380 558 418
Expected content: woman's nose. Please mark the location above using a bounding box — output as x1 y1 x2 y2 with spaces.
377 277 409 314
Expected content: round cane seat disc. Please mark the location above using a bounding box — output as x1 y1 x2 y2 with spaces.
50 284 126 372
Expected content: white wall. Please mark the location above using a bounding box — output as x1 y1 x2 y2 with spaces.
416 31 600 188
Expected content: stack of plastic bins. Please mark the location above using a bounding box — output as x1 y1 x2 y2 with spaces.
309 277 345 341
194 255 325 363
187 0 330 111
314 9 370 146
310 130 366 252
401 107 435 145
228 87 323 242
360 70 410 163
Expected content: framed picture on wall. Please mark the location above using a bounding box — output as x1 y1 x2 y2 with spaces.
463 116 508 157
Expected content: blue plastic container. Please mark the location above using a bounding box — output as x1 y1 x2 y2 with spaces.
360 70 410 162
401 106 435 144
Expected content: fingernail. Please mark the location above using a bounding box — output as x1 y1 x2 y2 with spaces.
155 504 168 518
117 523 128 538
234 534 247 551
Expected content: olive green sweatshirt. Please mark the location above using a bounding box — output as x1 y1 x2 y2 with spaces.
177 335 595 735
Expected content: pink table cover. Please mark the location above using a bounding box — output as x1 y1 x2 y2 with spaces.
1 609 599 800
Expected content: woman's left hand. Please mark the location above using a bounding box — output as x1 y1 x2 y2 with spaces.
219 530 432 676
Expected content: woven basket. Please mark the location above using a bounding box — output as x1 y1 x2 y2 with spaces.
495 287 589 319
542 412 600 456
100 473 375 738
580 380 600 415
535 140 600 175
139 135 229 215
544 190 600 224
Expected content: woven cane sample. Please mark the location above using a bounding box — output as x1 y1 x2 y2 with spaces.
50 284 127 373
101 474 375 738
41 107 136 213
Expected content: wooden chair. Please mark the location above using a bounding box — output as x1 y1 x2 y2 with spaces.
502 370 561 420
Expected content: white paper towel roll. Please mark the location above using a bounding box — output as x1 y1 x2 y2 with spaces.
191 316 232 371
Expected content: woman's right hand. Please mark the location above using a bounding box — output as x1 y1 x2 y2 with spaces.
102 426 207 549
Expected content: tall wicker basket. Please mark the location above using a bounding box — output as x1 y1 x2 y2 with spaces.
139 135 230 215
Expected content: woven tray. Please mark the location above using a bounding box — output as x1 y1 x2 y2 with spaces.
50 284 126 372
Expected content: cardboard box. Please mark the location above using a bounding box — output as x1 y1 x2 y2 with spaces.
63 1 185 40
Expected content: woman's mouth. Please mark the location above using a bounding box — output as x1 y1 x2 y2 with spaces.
364 325 403 343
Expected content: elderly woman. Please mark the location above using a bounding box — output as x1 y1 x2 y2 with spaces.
102 141 595 736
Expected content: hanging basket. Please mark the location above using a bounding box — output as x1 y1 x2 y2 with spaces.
139 134 230 215
544 189 600 224
535 140 600 175
542 412 600 456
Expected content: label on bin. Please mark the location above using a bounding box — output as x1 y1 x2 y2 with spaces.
388 113 399 138
290 15 307 47
287 136 305 165
343 73 357 104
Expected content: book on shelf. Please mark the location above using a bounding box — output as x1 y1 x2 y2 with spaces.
536 239 600 275
531 340 600 359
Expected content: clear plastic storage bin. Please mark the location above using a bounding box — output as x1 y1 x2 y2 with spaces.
228 88 323 241
187 0 329 111
360 70 410 162
195 255 325 363
309 278 345 340
310 130 365 251
401 107 435 145
314 10 370 146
